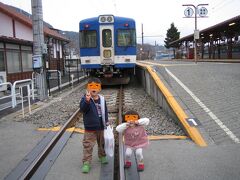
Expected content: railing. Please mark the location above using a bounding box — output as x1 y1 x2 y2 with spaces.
0 79 34 116
47 70 62 91
0 82 13 108
19 84 32 117
12 79 34 117
32 71 38 100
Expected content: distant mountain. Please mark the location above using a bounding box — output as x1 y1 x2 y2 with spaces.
61 31 80 55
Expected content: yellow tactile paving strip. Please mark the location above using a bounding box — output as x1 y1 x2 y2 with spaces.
138 61 197 67
37 127 188 141
136 62 207 147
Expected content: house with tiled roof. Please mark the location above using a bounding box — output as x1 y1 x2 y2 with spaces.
0 2 69 84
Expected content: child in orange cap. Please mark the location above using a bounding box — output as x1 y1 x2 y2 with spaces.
80 77 109 173
116 110 149 171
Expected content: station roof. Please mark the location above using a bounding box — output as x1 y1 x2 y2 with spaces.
0 2 69 42
170 15 240 46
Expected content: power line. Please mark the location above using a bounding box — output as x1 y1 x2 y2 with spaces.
137 35 163 38
112 0 118 14
211 0 235 13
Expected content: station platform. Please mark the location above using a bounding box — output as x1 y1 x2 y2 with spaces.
1 60 240 179
138 59 240 179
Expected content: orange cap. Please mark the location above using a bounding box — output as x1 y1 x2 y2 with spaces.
124 114 139 123
87 82 101 91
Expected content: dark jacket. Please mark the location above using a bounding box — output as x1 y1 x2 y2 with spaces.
80 94 108 131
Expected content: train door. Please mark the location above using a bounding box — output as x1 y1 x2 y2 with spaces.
100 25 114 65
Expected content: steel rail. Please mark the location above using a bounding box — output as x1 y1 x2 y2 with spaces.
118 85 125 180
19 109 79 180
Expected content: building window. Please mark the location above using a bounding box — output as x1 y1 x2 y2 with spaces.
6 44 20 50
22 52 32 72
6 51 21 73
0 51 5 71
21 46 32 51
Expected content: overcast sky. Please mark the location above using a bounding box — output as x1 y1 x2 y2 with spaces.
1 0 240 45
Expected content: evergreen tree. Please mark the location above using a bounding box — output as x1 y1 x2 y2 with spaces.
164 23 180 58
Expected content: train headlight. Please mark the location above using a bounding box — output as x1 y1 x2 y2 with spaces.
100 16 106 22
107 16 113 22
99 15 114 23
103 50 111 58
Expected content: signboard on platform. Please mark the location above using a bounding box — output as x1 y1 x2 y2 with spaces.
184 7 194 17
186 118 201 126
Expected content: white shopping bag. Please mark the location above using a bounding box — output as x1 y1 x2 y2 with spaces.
104 126 115 157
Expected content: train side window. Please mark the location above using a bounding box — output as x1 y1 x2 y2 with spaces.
80 30 97 48
102 29 112 47
117 29 136 47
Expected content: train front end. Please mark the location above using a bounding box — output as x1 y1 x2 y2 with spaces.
79 15 136 84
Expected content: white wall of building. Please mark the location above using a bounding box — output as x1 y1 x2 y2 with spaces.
53 43 56 58
15 21 33 41
0 12 13 36
53 41 63 59
59 43 62 58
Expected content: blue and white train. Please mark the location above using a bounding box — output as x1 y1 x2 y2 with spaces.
79 15 136 84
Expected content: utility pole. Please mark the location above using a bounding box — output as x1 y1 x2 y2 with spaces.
141 23 144 46
31 0 48 100
141 24 144 60
183 4 208 63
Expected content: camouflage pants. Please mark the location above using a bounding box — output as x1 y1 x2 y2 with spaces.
82 130 106 164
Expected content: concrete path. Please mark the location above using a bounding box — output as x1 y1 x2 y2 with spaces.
0 120 46 179
141 140 240 180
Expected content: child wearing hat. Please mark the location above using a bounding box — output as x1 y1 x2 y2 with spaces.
116 110 149 171
80 77 109 173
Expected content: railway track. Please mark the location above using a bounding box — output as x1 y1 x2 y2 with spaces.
4 80 185 180
5 85 125 180
5 109 80 180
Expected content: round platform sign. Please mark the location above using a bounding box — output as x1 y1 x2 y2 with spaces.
198 7 208 17
184 7 194 17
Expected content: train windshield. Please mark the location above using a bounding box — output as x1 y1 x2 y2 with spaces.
80 30 97 48
117 29 136 47
102 29 112 47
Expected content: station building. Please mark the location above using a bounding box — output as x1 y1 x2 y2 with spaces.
170 15 240 60
0 2 69 88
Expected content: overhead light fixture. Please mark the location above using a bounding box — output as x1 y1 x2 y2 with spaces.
229 22 236 26
209 34 213 37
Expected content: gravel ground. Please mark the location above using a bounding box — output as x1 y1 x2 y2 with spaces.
17 80 185 136
123 83 185 136
20 84 86 128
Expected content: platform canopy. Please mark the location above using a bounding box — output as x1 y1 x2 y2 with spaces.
170 15 240 46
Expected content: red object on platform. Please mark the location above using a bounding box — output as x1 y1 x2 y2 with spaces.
124 161 132 168
137 163 144 171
